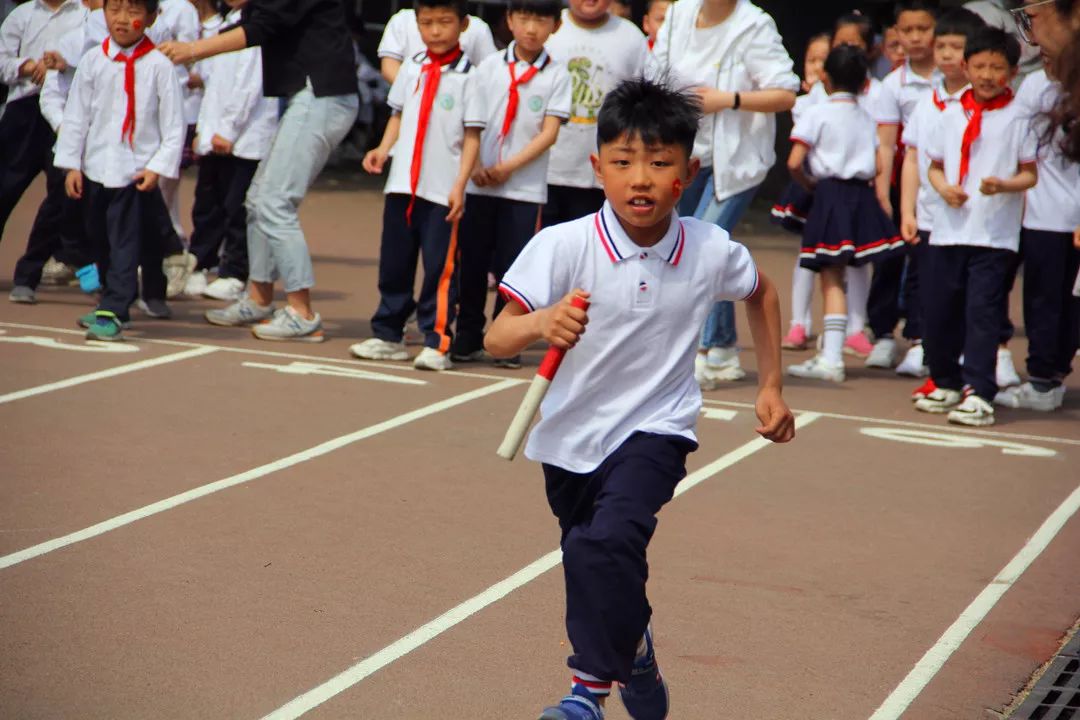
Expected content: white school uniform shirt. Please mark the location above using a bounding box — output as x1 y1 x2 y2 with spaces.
1015 70 1080 233
545 11 648 189
39 7 107 132
146 0 198 114
0 0 84 103
924 96 1037 251
790 92 878 182
384 50 475 207
875 60 942 127
377 9 496 67
183 13 224 125
463 43 571 204
54 40 185 187
901 82 968 233
499 202 759 472
802 77 883 118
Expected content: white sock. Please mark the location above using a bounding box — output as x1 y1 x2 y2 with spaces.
845 265 870 335
791 261 815 333
823 314 847 365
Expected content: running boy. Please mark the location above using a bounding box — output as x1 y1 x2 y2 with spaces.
55 0 184 341
452 0 570 367
485 78 794 720
917 27 1036 426
352 0 481 371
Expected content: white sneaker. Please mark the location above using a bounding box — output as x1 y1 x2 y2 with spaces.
948 393 996 427
413 346 453 371
994 382 1065 412
914 387 964 414
182 269 208 298
705 346 746 381
350 337 409 361
996 347 1021 389
865 337 899 369
694 354 716 391
786 354 846 382
163 252 197 299
895 344 929 378
203 276 245 301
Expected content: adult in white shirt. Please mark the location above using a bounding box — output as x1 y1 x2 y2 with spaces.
651 0 797 385
376 7 496 84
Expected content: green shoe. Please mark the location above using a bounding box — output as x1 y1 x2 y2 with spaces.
78 311 131 329
84 312 124 341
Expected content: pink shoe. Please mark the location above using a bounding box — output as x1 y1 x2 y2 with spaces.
843 332 873 358
782 324 808 350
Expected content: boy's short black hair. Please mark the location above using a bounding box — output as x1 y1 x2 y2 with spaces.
103 0 160 16
824 44 869 94
893 0 939 23
646 0 669 12
964 25 1021 66
415 0 467 20
934 7 985 41
507 0 561 20
833 12 875 50
596 77 701 159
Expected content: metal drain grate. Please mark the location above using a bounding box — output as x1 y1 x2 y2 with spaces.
1013 656 1080 720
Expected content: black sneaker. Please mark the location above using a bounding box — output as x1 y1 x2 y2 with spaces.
450 348 486 362
137 298 172 319
493 355 522 369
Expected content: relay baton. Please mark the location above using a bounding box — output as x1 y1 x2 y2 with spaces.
496 295 590 461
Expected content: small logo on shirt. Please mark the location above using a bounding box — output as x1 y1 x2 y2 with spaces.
439 93 455 111
639 281 649 292
528 95 544 113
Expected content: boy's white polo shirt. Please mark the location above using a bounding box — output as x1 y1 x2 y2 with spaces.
875 60 941 126
1016 70 1080 233
791 93 879 181
901 83 967 233
384 51 475 207
464 43 571 204
924 97 1037 251
499 201 759 473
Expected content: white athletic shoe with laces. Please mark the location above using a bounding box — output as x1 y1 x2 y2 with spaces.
413 347 453 371
865 337 899 369
948 393 996 426
182 269 208 298
350 337 409 361
994 382 1065 411
995 347 1021 389
786 354 846 382
707 346 746 381
895 344 929 378
203 276 245 301
914 387 963 414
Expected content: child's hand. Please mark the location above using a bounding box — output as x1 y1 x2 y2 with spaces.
362 148 389 174
446 184 466 222
900 213 919 244
18 59 37 78
537 290 590 350
941 185 969 208
979 176 1006 195
42 51 67 72
31 60 48 86
210 134 233 155
471 167 490 187
755 387 795 443
135 170 159 192
65 170 83 199
484 164 510 186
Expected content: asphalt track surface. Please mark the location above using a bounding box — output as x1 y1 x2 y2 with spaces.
1 172 1077 719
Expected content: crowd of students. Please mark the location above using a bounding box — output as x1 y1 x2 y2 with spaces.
0 0 1077 427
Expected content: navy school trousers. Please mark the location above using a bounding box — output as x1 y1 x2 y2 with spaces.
13 164 92 288
1021 229 1080 384
371 193 458 351
453 194 541 354
541 184 606 229
543 432 698 684
0 96 56 242
189 154 259 280
923 244 1016 401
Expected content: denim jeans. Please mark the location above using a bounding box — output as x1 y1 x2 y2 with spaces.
246 82 359 292
680 167 760 349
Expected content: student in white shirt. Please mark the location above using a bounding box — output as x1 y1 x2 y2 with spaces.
484 78 793 720
917 28 1037 427
376 5 496 84
542 0 647 227
452 0 570 367
651 0 798 387
896 8 983 386
55 0 185 341
352 0 480 371
994 65 1080 412
188 0 277 303
0 0 85 243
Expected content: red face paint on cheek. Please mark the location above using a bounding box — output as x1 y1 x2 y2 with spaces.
133 19 143 30
672 179 683 199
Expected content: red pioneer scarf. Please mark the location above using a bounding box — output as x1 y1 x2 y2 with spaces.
500 55 542 141
103 36 156 147
408 45 463 224
932 89 946 111
959 87 1013 185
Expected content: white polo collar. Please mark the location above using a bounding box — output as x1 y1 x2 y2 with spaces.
595 202 686 267
503 42 551 71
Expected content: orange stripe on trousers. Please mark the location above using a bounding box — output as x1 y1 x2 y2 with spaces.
433 219 459 354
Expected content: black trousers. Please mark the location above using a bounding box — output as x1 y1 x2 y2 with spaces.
542 184 606 229
1021 229 1080 384
453 194 541 354
924 245 1016 401
544 432 697 684
190 154 259 279
83 180 168 320
13 165 92 288
0 96 56 243
371 193 458 351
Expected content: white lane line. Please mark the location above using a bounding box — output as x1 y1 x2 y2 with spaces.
868 480 1080 720
260 413 823 720
702 398 1080 447
0 379 520 571
0 346 217 405
0 321 528 384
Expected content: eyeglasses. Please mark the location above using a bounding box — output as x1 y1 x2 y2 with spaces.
1010 0 1057 46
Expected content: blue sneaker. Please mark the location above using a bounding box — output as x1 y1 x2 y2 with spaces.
538 685 604 720
619 625 669 720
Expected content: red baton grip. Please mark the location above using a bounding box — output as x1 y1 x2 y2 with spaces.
537 295 590 381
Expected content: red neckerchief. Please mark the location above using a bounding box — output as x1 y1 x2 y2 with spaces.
498 47 546 160
648 37 655 51
959 87 1014 184
103 36 156 147
408 45 463 224
932 89 946 111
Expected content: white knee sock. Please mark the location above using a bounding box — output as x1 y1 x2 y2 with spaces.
791 260 815 334
823 314 847 365
845 265 871 336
